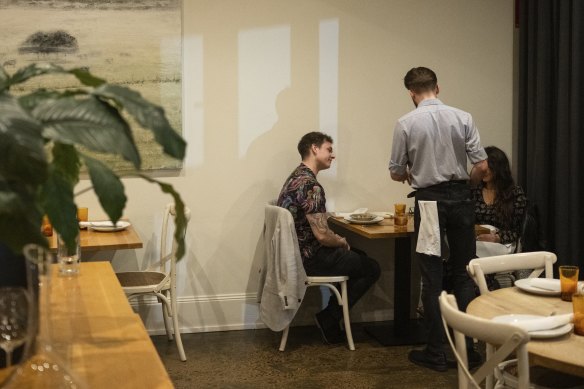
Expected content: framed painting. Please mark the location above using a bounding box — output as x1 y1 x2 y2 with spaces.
0 0 183 171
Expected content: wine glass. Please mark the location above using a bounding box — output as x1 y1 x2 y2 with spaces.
0 287 30 367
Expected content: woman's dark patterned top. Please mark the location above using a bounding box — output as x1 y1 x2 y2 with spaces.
472 183 527 245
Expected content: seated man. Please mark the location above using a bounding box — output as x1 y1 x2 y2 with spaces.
277 131 381 344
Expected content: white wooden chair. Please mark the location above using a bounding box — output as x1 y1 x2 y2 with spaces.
467 251 556 295
279 275 354 351
439 291 531 389
261 204 354 351
116 203 190 361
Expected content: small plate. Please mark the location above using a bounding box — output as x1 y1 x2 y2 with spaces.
344 215 383 225
515 278 561 296
88 221 131 232
492 314 573 339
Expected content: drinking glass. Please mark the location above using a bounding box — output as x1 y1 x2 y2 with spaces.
559 266 579 302
573 293 584 336
0 287 30 367
394 203 406 216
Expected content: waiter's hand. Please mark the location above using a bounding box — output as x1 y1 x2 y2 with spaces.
391 170 411 185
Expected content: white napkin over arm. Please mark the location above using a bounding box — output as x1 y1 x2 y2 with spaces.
416 201 441 257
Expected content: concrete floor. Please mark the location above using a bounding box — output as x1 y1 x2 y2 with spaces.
152 323 459 388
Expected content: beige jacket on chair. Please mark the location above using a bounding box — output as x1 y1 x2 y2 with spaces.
258 205 307 332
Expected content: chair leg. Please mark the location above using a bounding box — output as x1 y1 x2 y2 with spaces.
170 291 186 361
158 291 173 341
340 281 355 351
279 326 289 351
486 343 495 389
161 293 173 341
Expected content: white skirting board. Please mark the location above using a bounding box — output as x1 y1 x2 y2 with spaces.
129 290 393 335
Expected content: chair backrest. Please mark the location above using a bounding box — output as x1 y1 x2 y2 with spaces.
439 291 531 389
518 202 546 253
467 251 556 295
259 204 307 331
160 203 191 288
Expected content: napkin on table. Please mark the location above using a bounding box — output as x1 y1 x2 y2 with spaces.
333 208 368 218
529 278 561 292
79 221 130 228
508 313 573 332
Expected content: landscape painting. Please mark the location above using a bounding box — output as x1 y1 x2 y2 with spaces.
0 0 183 171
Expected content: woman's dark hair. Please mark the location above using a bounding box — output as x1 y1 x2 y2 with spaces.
486 146 515 227
297 131 333 159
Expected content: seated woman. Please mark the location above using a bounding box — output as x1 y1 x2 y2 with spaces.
472 146 527 258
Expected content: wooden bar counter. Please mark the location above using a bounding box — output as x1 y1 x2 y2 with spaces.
51 262 172 387
0 262 173 388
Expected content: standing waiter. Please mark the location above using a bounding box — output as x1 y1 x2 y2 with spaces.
389 67 488 372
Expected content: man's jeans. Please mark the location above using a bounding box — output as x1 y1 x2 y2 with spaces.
414 181 476 355
304 247 381 320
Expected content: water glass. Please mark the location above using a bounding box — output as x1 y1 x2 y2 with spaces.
57 234 81 276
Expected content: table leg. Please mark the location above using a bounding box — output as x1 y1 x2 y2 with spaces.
364 236 427 346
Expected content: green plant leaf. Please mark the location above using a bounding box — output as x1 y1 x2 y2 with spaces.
0 94 47 186
33 95 141 168
136 173 187 260
52 143 80 187
6 63 65 89
0 66 9 92
82 155 126 223
40 166 78 250
93 84 186 160
19 89 80 112
67 68 106 87
0 191 47 254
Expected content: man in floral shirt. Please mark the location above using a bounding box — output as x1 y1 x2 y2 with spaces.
278 131 380 344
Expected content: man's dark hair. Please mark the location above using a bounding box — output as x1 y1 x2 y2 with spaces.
297 131 333 159
404 67 437 93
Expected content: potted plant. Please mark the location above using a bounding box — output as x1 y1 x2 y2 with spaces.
0 63 187 261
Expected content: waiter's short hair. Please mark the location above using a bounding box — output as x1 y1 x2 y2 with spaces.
298 131 333 159
404 67 438 93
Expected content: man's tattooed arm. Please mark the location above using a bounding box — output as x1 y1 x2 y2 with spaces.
306 213 350 250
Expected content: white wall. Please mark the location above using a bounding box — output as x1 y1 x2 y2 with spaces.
77 0 514 334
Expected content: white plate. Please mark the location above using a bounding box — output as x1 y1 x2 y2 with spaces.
515 278 561 296
88 221 131 232
492 314 573 339
343 215 383 225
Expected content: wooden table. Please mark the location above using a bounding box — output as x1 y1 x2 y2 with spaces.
329 216 425 345
48 223 143 252
467 287 584 378
0 262 174 388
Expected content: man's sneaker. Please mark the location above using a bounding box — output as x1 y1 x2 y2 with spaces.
408 349 448 372
314 311 345 345
446 349 483 369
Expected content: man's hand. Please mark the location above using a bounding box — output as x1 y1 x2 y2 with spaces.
307 213 350 249
390 170 412 185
